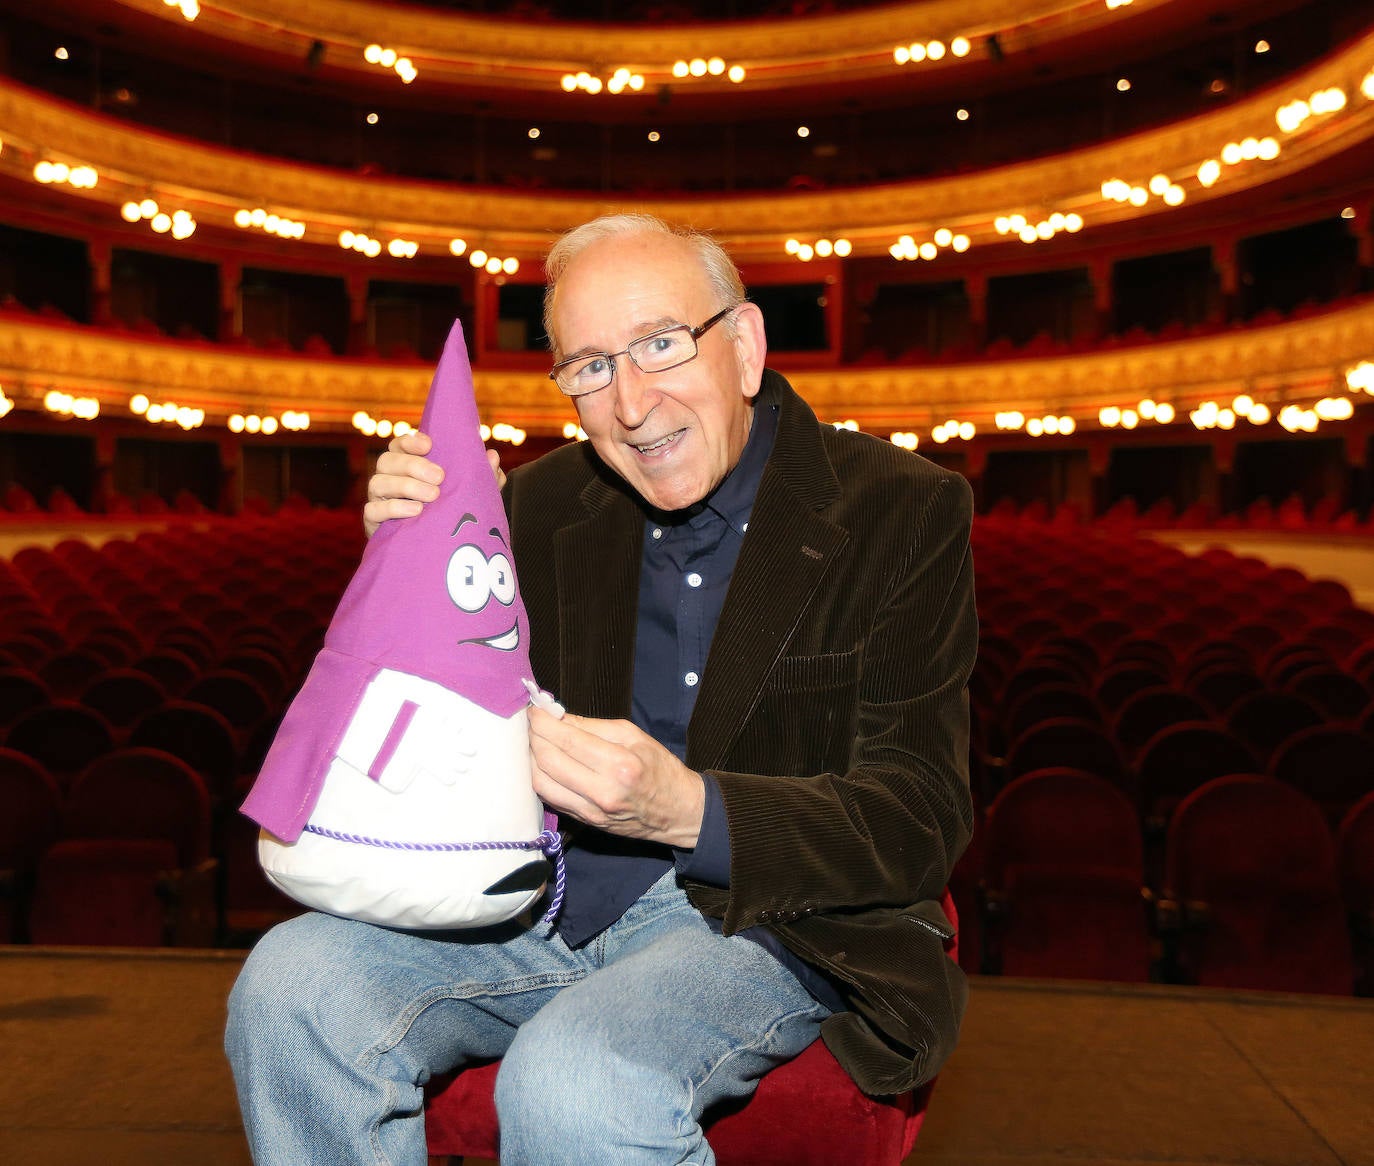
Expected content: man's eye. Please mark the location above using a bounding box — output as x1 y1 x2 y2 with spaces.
577 357 608 379
647 333 682 355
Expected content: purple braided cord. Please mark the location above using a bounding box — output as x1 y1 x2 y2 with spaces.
302 824 565 926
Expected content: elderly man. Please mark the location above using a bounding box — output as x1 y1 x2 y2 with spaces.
226 213 975 1165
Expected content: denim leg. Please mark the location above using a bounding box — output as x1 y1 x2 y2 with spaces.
495 876 831 1166
225 910 591 1166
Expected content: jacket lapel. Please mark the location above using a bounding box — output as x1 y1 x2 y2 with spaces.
686 376 848 770
552 472 642 719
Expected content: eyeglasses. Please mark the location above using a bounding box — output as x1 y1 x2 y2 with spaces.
548 306 736 397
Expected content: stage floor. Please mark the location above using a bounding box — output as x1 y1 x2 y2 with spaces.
1 947 1370 1165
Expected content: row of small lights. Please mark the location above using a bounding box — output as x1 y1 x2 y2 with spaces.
1350 361 1374 394
994 212 1083 244
120 199 197 239
235 208 306 239
561 68 645 95
889 229 971 262
1277 87 1349 133
130 394 206 430
229 411 311 434
785 237 852 261
33 161 98 188
43 390 99 420
351 411 415 439
483 422 527 445
363 45 417 85
997 412 1079 436
892 37 972 65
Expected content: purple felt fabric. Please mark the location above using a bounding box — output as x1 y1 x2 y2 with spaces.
241 321 534 841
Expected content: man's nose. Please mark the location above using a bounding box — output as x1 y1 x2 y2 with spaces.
612 361 657 427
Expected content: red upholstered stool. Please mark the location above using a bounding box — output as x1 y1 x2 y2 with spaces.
424 894 956 1165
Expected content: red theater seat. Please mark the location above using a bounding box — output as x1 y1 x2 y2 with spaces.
424 894 958 1165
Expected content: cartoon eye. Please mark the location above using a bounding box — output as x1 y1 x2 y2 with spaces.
488 552 516 606
446 544 491 612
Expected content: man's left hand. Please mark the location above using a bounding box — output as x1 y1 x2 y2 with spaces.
528 707 705 848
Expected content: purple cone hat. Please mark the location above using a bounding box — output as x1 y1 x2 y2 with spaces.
243 320 535 842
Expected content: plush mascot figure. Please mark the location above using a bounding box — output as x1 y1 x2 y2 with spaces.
240 320 563 930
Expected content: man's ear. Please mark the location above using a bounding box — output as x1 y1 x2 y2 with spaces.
730 302 768 400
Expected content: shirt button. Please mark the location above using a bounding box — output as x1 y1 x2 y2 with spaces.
651 527 663 540
684 671 699 687
686 572 702 588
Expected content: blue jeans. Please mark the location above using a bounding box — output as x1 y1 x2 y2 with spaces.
225 873 830 1165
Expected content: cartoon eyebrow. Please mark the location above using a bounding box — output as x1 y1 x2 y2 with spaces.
488 527 507 546
451 512 477 536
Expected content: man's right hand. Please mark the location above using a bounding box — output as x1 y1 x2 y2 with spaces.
363 431 505 537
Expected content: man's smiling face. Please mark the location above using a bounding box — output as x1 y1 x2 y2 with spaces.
549 231 767 514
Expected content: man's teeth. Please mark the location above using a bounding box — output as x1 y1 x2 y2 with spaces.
635 431 679 453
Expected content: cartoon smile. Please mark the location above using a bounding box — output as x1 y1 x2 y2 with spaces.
458 623 520 651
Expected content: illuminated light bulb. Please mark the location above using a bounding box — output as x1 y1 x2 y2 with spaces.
138 198 158 219
262 214 279 233
1301 410 1319 432
1154 403 1175 424
151 213 172 233
607 76 625 95
1060 416 1077 435
365 44 383 64
689 58 707 77
1364 71 1374 101
672 61 689 78
952 234 970 252
339 230 355 249
1036 220 1054 239
1128 187 1148 207
365 239 381 258
951 36 971 57
585 77 602 94
707 57 725 75
171 218 195 240
908 43 926 63
388 239 407 257
485 257 503 274
229 414 245 433
1019 226 1038 244
1043 415 1061 434
563 422 579 439
176 406 196 429
470 249 488 267
245 414 261 433
146 403 164 423
1121 409 1139 429
631 75 645 90
361 417 378 436
647 130 661 142
121 201 142 222
1240 137 1261 160
1198 159 1222 187
784 238 800 255
926 41 946 61
958 421 975 440
1049 213 1066 232
503 257 519 274
815 239 834 257
130 394 150 415
379 49 397 68
1026 418 1044 437
1138 399 1157 420
449 238 467 256
1149 174 1170 196
1163 185 1185 206
728 65 745 82
932 427 949 444
893 45 910 65
834 239 852 257
1064 214 1083 233
561 73 578 91
1248 403 1270 424
234 209 251 228
375 419 393 438
1100 406 1121 427
1117 78 1131 92
796 125 810 138
919 242 938 260
51 162 71 183
1233 394 1254 416
888 243 904 260
1008 214 1027 231
934 228 953 247
956 108 969 121
797 244 815 261
1216 408 1236 429
995 217 1011 234
1222 142 1243 165
1258 137 1280 160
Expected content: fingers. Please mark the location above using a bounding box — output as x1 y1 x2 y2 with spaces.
363 430 443 536
486 447 507 490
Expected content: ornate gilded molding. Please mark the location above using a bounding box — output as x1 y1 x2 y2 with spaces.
3 302 1370 437
1 29 1372 263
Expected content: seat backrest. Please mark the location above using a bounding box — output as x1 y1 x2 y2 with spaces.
1111 686 1211 760
0 666 51 728
1136 722 1259 812
1004 717 1127 789
0 747 62 869
130 700 240 796
5 701 116 782
1224 690 1325 761
984 769 1141 887
1269 726 1374 825
66 747 211 867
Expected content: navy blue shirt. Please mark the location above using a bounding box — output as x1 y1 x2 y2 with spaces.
554 401 843 1010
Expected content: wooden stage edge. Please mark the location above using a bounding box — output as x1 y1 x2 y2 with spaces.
0 945 1370 1166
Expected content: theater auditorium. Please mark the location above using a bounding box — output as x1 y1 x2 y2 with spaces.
1 1 1372 1163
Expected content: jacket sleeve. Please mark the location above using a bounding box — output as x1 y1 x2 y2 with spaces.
698 470 976 936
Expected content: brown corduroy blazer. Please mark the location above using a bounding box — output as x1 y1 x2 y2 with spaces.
504 369 977 1096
